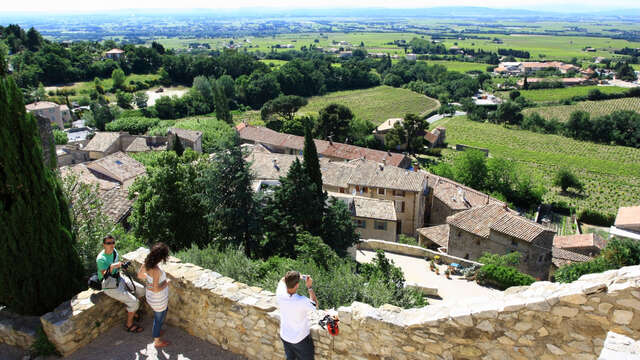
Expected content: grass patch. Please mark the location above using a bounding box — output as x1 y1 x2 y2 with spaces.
431 116 640 216
523 97 640 122
299 86 439 125
421 60 489 73
508 86 627 103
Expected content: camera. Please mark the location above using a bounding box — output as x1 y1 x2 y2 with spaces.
121 261 132 270
301 274 308 282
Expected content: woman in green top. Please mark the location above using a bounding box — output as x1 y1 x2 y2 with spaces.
96 235 146 333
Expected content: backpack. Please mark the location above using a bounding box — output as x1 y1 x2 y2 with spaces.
87 249 119 291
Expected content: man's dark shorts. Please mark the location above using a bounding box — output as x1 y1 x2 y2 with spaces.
281 334 314 360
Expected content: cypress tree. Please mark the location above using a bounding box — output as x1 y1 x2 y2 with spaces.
302 125 323 197
0 71 84 315
171 133 184 156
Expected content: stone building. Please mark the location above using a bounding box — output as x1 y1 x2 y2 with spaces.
446 203 555 279
26 101 66 129
83 132 168 160
329 193 398 242
169 127 203 153
611 205 640 241
236 123 411 168
105 48 125 61
83 132 123 160
553 233 606 257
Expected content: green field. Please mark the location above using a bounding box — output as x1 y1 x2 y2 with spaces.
431 116 640 216
419 60 489 73
299 86 439 125
258 59 289 69
505 86 628 103
523 98 640 122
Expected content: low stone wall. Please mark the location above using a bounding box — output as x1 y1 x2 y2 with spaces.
358 239 483 267
39 248 640 359
0 307 40 349
40 289 128 356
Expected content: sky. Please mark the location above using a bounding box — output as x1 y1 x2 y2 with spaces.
1 0 640 13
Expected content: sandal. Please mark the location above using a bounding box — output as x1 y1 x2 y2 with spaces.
125 324 144 333
154 340 170 348
134 311 143 322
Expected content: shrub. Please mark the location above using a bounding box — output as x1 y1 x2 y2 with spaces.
553 168 583 193
476 264 535 290
53 129 68 145
31 327 59 357
105 116 160 135
578 209 615 227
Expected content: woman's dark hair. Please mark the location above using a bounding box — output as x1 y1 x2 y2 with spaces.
144 243 169 270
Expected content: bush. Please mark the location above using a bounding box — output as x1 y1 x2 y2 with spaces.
553 168 583 193
554 257 609 283
105 116 160 135
31 327 59 357
53 129 68 145
578 209 615 227
476 264 535 290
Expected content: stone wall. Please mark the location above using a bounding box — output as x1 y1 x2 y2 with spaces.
40 289 128 356
358 239 483 267
0 307 40 349
39 248 640 359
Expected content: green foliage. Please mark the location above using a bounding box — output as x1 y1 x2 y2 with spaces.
105 116 159 135
577 209 616 227
555 238 640 283
321 197 360 257
170 133 185 156
172 117 236 153
128 151 208 251
260 95 308 122
134 91 149 109
53 129 68 145
303 125 323 200
116 90 133 109
192 76 214 105
197 146 259 255
0 74 84 315
478 252 521 267
385 122 407 150
476 264 535 290
31 327 59 357
452 149 488 191
553 168 583 193
111 68 126 90
494 101 523 125
214 81 232 124
397 234 419 246
403 113 427 153
316 103 354 143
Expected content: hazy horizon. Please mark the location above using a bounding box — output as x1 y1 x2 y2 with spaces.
2 2 640 14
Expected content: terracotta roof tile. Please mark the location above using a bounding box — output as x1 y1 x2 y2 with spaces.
84 132 121 153
615 206 640 228
101 188 134 223
431 175 503 210
553 233 606 250
125 137 150 152
86 152 146 184
347 159 426 192
169 127 203 142
447 203 550 242
417 225 450 248
328 192 397 221
552 247 592 268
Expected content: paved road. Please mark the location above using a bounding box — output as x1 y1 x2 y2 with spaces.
426 111 466 124
355 249 502 306
2 316 247 360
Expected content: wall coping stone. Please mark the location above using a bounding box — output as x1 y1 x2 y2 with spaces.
357 239 483 267
0 307 40 349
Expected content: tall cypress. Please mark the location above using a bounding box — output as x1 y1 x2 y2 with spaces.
302 125 323 197
0 70 84 315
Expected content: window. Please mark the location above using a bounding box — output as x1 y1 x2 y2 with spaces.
378 188 385 195
537 255 544 263
355 185 360 192
339 188 345 193
363 187 368 193
475 239 480 246
393 190 406 197
374 221 387 231
353 219 367 228
457 231 461 237
511 239 518 247
395 200 405 213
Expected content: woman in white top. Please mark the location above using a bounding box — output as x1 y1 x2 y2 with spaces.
137 243 171 348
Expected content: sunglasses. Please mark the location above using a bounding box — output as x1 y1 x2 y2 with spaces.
104 241 115 245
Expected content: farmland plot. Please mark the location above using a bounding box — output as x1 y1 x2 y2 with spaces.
523 97 640 122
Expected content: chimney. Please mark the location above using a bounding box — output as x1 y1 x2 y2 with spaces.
486 194 490 204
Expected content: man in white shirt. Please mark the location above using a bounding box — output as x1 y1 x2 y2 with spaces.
276 271 319 360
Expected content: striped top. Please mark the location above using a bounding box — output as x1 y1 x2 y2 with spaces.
145 267 169 312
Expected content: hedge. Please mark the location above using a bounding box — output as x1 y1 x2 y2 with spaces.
476 264 536 290
578 209 615 227
105 116 160 135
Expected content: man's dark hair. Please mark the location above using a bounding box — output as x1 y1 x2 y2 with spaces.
284 271 300 289
103 234 114 243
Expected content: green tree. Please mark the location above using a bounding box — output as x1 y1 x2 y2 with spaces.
494 101 523 125
192 76 214 106
260 95 308 122
25 27 43 51
616 62 637 82
214 82 232 124
34 82 46 102
111 68 126 90
198 146 259 255
316 103 354 142
0 73 84 315
321 198 359 257
53 129 68 145
303 125 323 198
553 168 584 193
94 77 105 95
403 113 426 154
133 91 149 109
128 152 208 251
453 149 488 191
170 133 185 156
116 90 133 109
385 122 407 150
